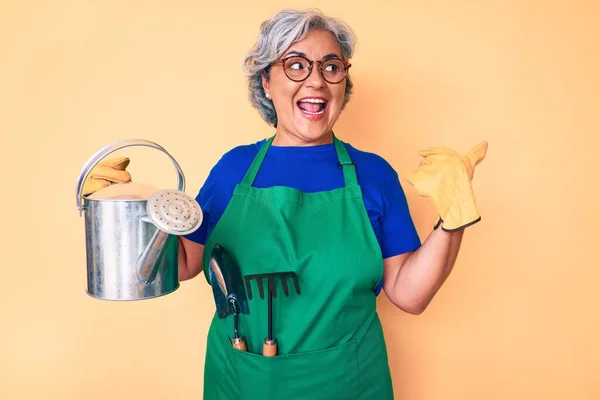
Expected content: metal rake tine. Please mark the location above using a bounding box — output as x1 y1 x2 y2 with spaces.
244 275 265 300
279 275 289 296
246 275 266 300
256 277 265 299
290 272 301 295
268 276 277 298
244 276 253 300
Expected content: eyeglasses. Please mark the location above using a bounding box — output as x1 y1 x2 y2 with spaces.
273 55 351 84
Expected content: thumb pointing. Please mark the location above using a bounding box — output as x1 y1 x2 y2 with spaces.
466 141 488 170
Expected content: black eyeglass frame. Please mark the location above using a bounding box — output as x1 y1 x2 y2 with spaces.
272 55 352 84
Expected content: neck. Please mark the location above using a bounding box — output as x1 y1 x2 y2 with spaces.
272 129 333 147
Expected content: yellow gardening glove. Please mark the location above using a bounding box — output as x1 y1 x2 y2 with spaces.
82 157 132 196
405 141 488 232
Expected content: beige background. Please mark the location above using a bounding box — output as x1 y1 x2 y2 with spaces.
1 0 599 399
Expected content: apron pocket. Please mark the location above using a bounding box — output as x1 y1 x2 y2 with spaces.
227 340 360 400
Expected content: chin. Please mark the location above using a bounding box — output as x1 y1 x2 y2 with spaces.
295 124 334 143
295 114 341 143
276 105 342 145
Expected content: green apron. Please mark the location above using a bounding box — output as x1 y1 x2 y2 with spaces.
201 135 394 399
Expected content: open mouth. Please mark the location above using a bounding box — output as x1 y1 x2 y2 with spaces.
297 98 328 115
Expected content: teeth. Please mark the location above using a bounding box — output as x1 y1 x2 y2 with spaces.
299 98 326 104
302 109 325 115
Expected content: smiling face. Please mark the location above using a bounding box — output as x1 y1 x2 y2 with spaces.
262 29 349 146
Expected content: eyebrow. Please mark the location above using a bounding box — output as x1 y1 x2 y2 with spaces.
283 50 342 60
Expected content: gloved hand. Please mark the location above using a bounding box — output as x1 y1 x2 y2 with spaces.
405 141 488 232
82 157 132 196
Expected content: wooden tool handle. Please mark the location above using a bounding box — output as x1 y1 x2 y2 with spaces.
263 338 277 357
232 337 247 351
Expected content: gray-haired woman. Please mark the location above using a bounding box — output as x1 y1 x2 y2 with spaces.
83 7 486 400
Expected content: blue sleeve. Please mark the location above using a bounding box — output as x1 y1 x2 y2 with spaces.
183 160 226 245
182 180 211 245
379 172 422 259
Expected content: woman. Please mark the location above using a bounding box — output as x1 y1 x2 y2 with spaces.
84 8 486 400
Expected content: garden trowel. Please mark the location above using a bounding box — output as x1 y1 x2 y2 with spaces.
208 243 250 351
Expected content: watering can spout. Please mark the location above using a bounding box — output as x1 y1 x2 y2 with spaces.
136 188 203 284
136 222 172 284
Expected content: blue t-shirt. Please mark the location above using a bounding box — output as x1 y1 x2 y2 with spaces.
184 138 422 295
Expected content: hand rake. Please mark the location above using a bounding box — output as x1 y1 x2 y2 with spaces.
244 271 301 356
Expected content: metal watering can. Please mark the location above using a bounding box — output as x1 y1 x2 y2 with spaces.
75 138 202 301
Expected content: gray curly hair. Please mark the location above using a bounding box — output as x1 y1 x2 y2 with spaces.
242 9 357 127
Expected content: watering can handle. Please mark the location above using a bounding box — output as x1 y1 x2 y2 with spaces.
75 138 186 216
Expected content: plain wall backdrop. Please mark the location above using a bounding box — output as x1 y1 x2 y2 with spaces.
1 0 599 399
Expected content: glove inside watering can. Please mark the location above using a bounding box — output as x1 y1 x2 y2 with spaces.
81 157 132 196
405 141 488 232
81 157 161 200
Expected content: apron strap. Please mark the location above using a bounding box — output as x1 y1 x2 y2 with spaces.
333 134 359 188
241 135 275 186
240 134 358 187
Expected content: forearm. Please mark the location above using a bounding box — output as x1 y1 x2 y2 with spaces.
178 237 205 281
177 238 192 281
388 227 464 314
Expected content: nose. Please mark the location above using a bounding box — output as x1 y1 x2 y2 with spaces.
304 63 325 88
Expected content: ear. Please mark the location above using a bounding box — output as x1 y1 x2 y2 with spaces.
466 141 488 169
261 72 270 96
